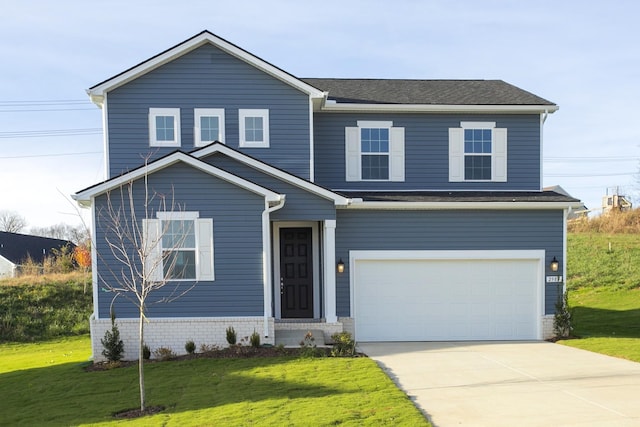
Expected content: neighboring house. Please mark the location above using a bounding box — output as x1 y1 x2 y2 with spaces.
74 31 581 361
0 232 74 278
544 185 588 219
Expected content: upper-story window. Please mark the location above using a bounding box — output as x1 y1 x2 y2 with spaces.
149 108 181 147
194 108 225 147
345 121 405 182
239 109 269 148
449 122 507 182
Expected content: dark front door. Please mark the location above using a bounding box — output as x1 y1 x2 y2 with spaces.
280 227 313 318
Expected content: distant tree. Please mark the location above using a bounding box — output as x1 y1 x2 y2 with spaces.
30 223 89 245
0 210 27 233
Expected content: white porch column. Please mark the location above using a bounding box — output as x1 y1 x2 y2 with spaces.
323 219 338 323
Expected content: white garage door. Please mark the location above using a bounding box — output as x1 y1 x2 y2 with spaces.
354 252 542 341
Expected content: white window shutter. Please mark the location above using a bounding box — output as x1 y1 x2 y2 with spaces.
345 127 360 181
390 127 405 181
449 128 464 182
197 218 214 281
492 128 508 182
142 219 162 282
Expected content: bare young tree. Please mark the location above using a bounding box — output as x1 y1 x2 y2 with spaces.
0 210 27 233
96 177 198 413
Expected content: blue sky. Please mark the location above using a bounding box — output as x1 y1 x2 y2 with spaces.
1 1 638 227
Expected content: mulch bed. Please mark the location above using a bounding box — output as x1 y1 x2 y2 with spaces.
84 345 337 372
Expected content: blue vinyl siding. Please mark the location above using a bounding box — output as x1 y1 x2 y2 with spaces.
334 209 563 316
94 162 267 319
106 43 311 178
203 153 336 220
314 113 540 190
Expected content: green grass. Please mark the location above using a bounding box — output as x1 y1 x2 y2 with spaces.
0 272 92 342
0 336 429 426
567 233 640 290
559 232 640 361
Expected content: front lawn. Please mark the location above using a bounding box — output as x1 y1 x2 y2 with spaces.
558 287 640 362
0 335 429 426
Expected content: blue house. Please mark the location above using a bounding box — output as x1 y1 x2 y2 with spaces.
74 31 580 360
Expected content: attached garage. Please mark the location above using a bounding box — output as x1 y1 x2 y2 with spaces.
352 250 544 341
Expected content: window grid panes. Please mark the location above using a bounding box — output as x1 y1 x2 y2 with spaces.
244 117 264 142
361 128 390 180
161 220 196 280
200 116 220 142
464 129 492 180
155 116 175 141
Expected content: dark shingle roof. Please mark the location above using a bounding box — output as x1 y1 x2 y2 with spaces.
336 191 579 203
302 78 555 106
0 232 75 265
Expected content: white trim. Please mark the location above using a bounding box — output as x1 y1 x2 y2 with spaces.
239 109 269 148
563 208 568 294
344 200 582 210
87 31 325 104
73 152 282 204
272 221 321 319
322 103 559 114
460 121 496 129
309 98 315 182
356 120 393 128
91 199 100 319
157 211 199 220
194 108 225 146
349 249 545 340
323 220 337 323
149 108 181 147
192 144 350 206
102 94 110 178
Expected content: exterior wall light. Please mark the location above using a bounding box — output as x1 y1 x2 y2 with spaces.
337 258 345 274
550 256 559 272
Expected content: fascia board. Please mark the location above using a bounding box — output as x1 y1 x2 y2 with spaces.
193 144 350 206
87 32 325 103
73 152 282 204
321 103 559 114
342 201 583 210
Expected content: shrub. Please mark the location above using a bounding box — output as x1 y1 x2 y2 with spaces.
185 340 196 354
554 290 573 338
226 326 237 345
101 312 124 362
153 347 176 361
250 331 261 348
142 344 151 360
199 343 219 353
299 331 324 358
331 332 356 357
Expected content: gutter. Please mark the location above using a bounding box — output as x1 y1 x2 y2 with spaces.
343 200 583 210
262 196 286 339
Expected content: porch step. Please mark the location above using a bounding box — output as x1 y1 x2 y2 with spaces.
275 329 326 347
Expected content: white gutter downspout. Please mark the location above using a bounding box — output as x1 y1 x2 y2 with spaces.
540 109 549 191
262 196 286 338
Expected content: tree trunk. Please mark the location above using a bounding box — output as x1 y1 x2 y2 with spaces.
139 307 146 412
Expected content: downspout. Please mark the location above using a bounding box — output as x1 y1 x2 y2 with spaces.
262 196 286 339
540 109 549 191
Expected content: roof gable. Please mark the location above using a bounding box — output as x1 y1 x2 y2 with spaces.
87 30 325 105
192 142 350 206
73 151 282 205
0 232 74 264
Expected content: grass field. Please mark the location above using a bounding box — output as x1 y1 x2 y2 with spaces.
0 336 429 426
559 231 640 362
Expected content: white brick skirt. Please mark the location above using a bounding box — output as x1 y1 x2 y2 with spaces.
90 315 274 362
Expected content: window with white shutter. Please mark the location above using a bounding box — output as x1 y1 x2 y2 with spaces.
345 121 405 182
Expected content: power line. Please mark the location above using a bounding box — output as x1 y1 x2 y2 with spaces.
0 151 102 159
0 128 102 138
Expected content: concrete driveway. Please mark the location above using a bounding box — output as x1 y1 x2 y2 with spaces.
358 341 640 426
